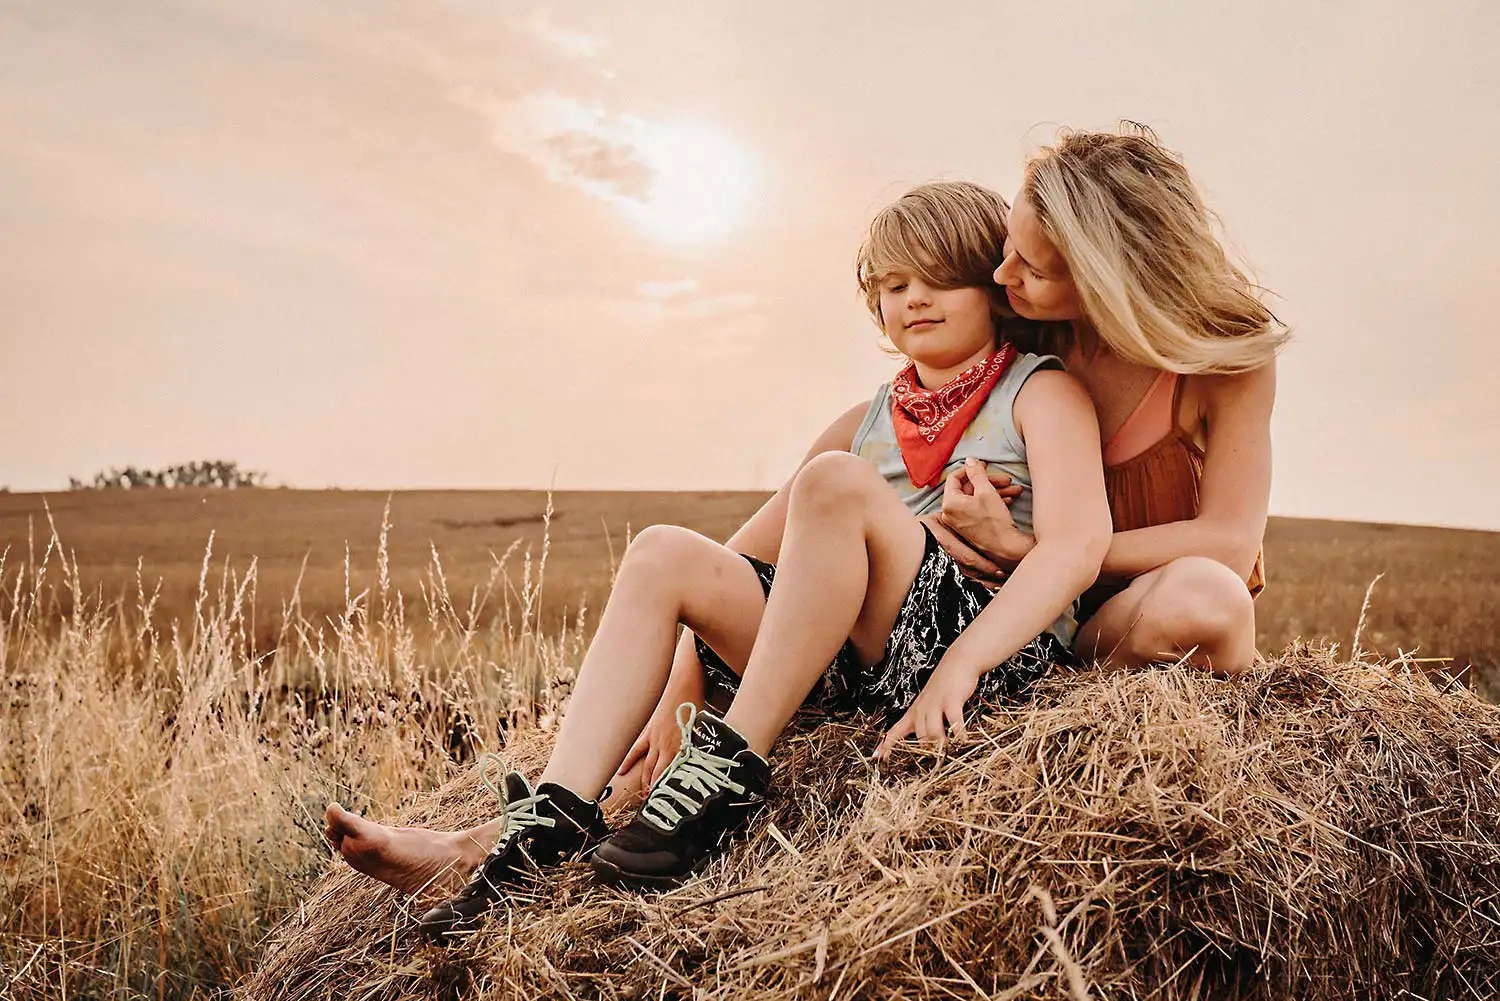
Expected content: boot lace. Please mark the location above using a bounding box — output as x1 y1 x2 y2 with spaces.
640 704 746 831
476 753 554 864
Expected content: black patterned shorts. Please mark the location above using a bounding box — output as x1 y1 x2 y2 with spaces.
694 526 1079 725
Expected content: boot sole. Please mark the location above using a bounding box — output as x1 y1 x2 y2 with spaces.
590 855 691 890
416 912 484 945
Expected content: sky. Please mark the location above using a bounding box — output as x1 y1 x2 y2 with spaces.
2 0 1497 529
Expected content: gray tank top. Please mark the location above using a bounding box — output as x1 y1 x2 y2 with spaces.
850 351 1077 645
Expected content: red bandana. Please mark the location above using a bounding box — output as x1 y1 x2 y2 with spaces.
889 344 1017 488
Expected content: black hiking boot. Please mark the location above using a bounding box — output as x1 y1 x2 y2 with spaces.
417 766 608 943
592 704 771 889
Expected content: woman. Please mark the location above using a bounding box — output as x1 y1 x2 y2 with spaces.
931 123 1282 677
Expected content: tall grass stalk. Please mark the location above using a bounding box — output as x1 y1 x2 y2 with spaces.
1 510 583 998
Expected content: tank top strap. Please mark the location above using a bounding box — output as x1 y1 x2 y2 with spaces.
1103 370 1179 467
1170 370 1189 435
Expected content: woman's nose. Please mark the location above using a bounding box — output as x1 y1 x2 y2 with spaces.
993 255 1016 286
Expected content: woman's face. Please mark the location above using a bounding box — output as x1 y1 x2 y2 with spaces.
993 193 1083 322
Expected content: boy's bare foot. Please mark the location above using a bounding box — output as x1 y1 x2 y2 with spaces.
324 803 499 895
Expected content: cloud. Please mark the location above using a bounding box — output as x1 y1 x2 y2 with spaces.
515 8 607 61
453 87 762 246
678 292 759 319
543 129 653 200
453 88 646 204
637 279 699 299
604 290 763 331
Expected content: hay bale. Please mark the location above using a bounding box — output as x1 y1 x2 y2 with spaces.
239 647 1500 1000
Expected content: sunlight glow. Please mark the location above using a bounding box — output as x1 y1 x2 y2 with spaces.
487 92 764 248
619 120 761 247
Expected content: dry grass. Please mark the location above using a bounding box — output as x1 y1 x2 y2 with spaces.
3 490 1499 998
239 651 1500 1001
2 490 1496 689
2 499 589 998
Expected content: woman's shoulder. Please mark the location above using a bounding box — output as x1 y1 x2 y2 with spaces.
1186 358 1277 422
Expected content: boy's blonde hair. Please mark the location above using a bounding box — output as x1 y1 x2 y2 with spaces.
1023 123 1287 374
855 182 1051 352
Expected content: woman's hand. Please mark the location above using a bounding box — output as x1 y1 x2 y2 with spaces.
875 657 981 758
936 458 1036 568
919 515 1007 583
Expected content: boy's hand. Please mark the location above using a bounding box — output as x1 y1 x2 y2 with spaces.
618 686 704 791
875 658 980 759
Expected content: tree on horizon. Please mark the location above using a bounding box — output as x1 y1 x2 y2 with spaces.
69 459 268 490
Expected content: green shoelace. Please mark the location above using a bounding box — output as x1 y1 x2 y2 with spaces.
641 703 746 830
476 753 555 863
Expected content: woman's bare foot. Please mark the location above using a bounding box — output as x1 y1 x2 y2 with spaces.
324 803 500 895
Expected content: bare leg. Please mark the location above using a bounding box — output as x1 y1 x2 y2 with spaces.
723 451 929 756
323 806 499 895
326 525 769 891
1075 556 1255 674
539 525 770 796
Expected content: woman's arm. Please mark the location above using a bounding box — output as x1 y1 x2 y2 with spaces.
943 362 1276 583
1095 361 1275 582
878 371 1110 752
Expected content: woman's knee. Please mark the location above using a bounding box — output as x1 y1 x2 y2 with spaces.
1134 558 1254 667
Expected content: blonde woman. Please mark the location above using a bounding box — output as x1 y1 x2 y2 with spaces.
935 124 1283 675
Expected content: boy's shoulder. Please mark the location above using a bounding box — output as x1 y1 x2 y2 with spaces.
996 351 1068 392
816 397 877 455
1011 366 1094 435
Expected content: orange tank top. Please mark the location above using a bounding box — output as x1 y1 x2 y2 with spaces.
1091 372 1266 603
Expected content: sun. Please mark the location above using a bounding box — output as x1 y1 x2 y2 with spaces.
620 120 761 247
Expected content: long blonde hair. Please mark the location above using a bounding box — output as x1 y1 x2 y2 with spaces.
1023 123 1287 374
855 181 1054 354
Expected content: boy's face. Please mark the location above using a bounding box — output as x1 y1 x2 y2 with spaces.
878 273 997 372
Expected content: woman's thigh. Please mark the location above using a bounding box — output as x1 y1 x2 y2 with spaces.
1075 556 1254 670
1072 566 1169 665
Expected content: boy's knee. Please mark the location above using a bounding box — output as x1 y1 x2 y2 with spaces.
789 451 880 512
620 525 703 582
1133 558 1253 664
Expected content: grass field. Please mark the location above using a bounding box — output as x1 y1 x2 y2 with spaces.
2 488 1496 687
2 488 1498 998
